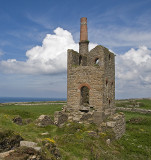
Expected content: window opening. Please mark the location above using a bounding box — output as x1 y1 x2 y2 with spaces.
106 79 108 86
79 55 82 65
109 100 111 106
80 86 89 106
95 58 99 65
109 54 111 60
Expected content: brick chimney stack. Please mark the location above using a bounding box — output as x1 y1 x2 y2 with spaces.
80 17 88 41
79 17 89 55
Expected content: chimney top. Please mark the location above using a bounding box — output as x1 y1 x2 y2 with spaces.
80 17 88 42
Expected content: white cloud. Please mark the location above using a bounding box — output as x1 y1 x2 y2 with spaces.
1 27 151 98
0 27 97 74
116 46 151 81
116 46 151 98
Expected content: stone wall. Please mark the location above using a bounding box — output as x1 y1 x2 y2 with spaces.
79 41 89 55
54 107 125 139
88 46 115 116
67 45 115 121
116 107 151 114
104 113 125 139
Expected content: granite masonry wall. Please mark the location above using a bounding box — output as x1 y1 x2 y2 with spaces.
67 45 115 120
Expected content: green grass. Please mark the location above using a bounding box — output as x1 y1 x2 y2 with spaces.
116 112 151 160
116 98 151 110
0 103 63 144
0 103 62 119
0 102 151 159
136 99 151 109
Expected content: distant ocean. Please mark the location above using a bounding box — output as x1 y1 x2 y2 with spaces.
0 97 66 103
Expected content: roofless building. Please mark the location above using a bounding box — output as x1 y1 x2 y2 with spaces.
55 17 125 139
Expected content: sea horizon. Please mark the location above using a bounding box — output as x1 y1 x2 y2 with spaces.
0 97 67 103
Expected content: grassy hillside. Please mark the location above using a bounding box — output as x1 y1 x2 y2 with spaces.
116 98 151 110
0 101 151 159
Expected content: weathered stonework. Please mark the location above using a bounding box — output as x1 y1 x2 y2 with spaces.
116 107 151 114
105 112 125 139
54 17 125 139
67 45 115 115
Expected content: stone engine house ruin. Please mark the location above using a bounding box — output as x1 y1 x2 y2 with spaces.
67 17 115 122
55 17 125 139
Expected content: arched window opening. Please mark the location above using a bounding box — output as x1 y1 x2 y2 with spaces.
80 86 89 106
79 55 82 65
95 58 99 65
111 81 114 87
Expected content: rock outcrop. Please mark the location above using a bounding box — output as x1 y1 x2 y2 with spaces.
36 115 54 127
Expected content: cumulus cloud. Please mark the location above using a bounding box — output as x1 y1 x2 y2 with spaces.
116 46 151 98
0 27 151 98
116 46 151 82
0 27 97 74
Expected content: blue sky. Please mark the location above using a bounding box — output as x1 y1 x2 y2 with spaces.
0 0 151 99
